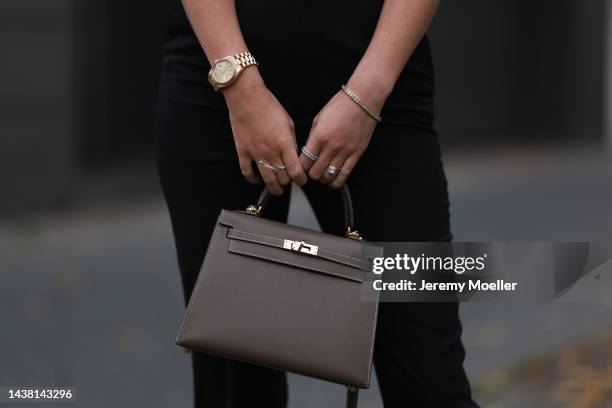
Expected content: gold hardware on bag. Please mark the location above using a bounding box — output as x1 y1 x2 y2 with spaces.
245 205 261 216
283 239 319 255
345 227 363 240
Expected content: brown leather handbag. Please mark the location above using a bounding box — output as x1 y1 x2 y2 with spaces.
176 185 382 407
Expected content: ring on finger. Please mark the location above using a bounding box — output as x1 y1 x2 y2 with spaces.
301 146 319 161
258 160 278 173
274 163 287 171
326 165 340 176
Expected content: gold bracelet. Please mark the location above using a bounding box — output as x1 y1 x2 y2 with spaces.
340 85 382 123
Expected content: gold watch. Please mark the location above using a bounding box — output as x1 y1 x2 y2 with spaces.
208 51 258 91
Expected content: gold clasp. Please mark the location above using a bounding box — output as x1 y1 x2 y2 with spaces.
345 227 363 240
283 239 319 255
245 205 261 216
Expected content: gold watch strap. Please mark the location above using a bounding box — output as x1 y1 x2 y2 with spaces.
233 51 258 69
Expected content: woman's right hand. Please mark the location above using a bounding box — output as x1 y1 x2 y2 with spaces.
223 68 307 195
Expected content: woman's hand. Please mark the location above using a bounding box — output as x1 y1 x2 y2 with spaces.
224 69 307 195
295 0 439 188
299 81 385 189
180 0 306 194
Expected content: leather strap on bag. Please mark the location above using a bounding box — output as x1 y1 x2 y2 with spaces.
250 184 362 240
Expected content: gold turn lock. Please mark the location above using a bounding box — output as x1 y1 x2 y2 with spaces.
283 239 319 255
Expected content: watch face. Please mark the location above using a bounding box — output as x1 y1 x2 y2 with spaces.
211 59 236 84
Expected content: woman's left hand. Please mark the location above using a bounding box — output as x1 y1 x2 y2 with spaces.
299 85 383 188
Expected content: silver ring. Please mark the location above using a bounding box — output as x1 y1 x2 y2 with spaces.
274 163 287 171
301 146 319 161
326 165 340 176
258 160 277 173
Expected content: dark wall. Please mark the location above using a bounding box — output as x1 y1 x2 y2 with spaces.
429 0 606 146
74 0 109 164
106 0 171 158
0 0 76 211
77 0 170 165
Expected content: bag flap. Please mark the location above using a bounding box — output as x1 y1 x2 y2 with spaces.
218 210 380 282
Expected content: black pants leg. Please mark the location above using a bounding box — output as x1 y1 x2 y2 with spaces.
302 124 477 407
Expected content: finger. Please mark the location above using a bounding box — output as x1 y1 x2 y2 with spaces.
256 160 283 195
298 138 323 172
320 153 348 185
308 144 336 181
238 153 261 184
273 159 291 186
329 155 358 189
282 148 308 186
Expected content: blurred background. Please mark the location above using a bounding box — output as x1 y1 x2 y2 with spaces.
1 0 612 407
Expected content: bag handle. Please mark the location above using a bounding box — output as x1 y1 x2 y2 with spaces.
244 184 363 240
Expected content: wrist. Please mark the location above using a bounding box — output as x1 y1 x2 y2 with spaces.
346 72 394 112
222 67 266 108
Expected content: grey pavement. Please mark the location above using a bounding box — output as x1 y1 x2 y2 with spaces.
1 146 611 407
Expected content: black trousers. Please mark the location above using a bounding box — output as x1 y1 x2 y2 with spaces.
156 96 478 407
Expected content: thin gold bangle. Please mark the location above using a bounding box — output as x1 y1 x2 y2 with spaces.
340 85 382 123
